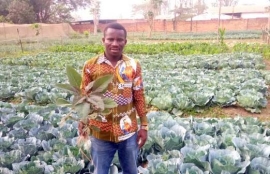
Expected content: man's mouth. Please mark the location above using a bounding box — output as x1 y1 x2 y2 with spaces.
111 48 119 52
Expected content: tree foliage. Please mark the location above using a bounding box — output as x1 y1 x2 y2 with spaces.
132 0 165 19
213 0 239 7
90 0 100 35
173 0 194 19
194 0 207 14
132 0 165 37
0 0 91 24
7 0 35 24
221 0 238 6
0 0 10 17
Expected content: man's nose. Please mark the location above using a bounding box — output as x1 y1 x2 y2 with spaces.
112 40 118 45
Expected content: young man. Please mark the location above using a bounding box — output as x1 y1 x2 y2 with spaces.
79 22 148 174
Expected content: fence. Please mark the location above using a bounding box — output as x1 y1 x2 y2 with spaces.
71 18 268 33
0 23 74 41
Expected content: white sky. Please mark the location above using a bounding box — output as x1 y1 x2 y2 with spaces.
73 0 144 20
72 0 270 20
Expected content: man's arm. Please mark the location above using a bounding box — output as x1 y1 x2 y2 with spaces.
132 60 148 125
133 60 148 148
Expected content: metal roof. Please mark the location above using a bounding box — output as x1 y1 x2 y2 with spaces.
208 5 268 14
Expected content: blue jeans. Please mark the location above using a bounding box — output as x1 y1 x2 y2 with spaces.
90 133 139 174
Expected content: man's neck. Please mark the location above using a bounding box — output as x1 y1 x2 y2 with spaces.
104 53 122 66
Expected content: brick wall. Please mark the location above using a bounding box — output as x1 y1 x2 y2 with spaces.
70 18 268 33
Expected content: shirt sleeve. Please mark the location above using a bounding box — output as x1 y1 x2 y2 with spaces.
132 60 148 125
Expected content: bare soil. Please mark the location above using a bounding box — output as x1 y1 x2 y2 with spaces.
221 58 270 121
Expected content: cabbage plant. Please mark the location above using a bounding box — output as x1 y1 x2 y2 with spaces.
248 157 270 174
209 149 250 174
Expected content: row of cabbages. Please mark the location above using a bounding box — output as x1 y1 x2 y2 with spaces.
140 53 270 113
0 102 88 174
138 111 270 174
144 68 268 113
1 53 270 113
1 102 269 173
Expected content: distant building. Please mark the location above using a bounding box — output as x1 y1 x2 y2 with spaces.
186 13 236 21
155 14 177 20
71 19 116 25
207 5 269 19
185 5 269 21
70 18 146 26
71 14 179 25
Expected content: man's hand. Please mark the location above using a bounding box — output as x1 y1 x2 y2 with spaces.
78 121 88 137
137 129 148 148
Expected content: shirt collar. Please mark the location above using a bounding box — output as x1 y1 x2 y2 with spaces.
96 53 129 65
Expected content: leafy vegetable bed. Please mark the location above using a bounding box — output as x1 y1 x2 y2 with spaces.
0 102 269 173
1 52 269 113
0 102 85 173
139 53 270 113
141 111 270 173
0 52 270 173
138 30 262 41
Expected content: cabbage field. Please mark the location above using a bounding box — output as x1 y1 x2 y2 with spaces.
0 50 270 173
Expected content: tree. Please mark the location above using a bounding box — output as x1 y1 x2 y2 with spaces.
214 0 238 6
132 2 151 17
0 0 11 16
7 0 35 24
132 0 164 37
172 0 194 20
188 0 207 32
1 0 91 24
31 23 41 36
29 0 91 23
29 0 53 23
47 3 74 23
194 0 207 14
169 0 193 31
160 0 170 15
174 0 206 19
146 11 155 37
90 0 100 35
151 0 163 15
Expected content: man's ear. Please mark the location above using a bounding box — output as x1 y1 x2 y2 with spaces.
102 37 105 44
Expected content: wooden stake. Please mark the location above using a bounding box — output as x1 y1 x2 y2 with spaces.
17 28 23 53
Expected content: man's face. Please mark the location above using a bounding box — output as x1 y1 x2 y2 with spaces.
102 28 127 59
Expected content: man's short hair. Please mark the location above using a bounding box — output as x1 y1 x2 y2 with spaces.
103 22 127 38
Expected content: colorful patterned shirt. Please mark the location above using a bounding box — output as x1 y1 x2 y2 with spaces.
81 54 148 142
